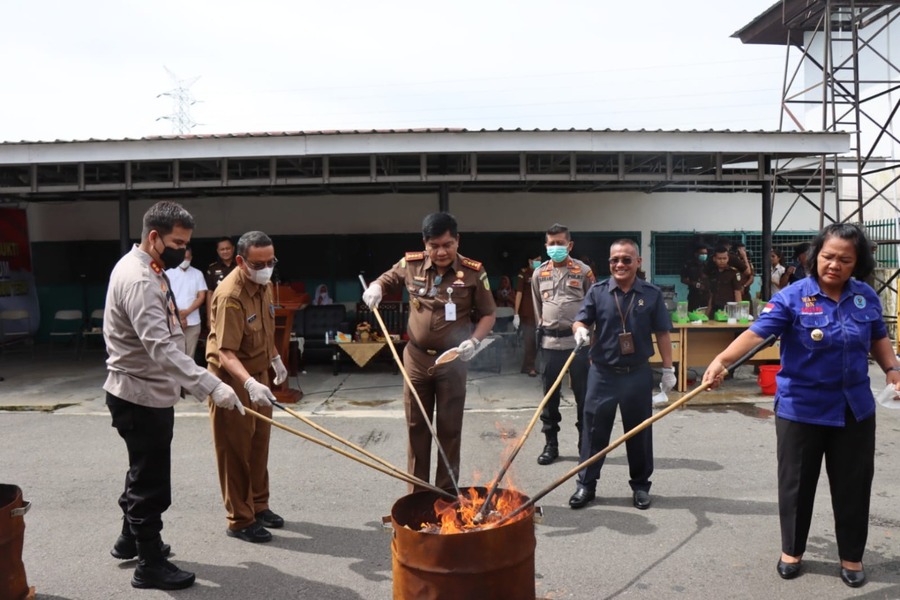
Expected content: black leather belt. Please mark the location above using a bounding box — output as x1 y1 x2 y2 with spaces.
543 329 573 338
408 339 448 356
598 364 641 374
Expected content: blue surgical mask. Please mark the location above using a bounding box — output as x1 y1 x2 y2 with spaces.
531 260 541 270
546 245 569 263
698 254 708 262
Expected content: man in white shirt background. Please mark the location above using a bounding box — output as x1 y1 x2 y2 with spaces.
166 245 208 361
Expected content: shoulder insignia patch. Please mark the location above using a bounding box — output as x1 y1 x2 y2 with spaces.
225 301 242 310
461 258 482 271
150 261 162 274
405 251 425 261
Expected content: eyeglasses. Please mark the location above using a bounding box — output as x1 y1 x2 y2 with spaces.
245 257 279 270
608 257 634 265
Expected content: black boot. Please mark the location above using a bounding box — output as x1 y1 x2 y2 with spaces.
537 436 559 465
131 537 195 590
111 520 171 560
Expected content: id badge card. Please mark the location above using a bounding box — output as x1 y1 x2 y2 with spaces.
445 302 457 321
618 332 635 355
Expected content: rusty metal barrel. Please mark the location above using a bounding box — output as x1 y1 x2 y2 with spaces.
389 487 535 600
1 484 32 600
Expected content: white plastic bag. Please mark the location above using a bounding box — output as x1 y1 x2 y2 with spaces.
876 384 900 409
652 386 668 407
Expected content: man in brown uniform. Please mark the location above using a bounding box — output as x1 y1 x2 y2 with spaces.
531 224 595 465
705 245 743 316
513 255 541 376
362 212 496 492
206 231 289 543
205 237 237 291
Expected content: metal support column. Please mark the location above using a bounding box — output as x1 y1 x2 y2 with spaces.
118 192 130 257
762 156 773 301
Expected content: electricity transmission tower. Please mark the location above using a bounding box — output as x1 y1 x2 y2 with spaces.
157 67 200 134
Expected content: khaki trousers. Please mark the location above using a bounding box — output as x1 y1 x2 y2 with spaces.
208 365 272 530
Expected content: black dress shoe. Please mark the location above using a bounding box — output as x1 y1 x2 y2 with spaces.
226 522 272 543
776 559 802 579
111 534 171 560
840 566 866 588
633 490 651 510
255 508 284 529
568 488 595 509
537 444 559 465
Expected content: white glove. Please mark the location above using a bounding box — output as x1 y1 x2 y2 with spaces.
457 339 479 362
243 377 275 407
362 283 382 309
210 382 245 416
574 326 591 347
661 367 677 393
271 355 288 386
512 315 520 330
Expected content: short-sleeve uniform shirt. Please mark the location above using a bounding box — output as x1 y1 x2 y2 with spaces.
751 276 886 426
206 268 275 375
376 252 496 351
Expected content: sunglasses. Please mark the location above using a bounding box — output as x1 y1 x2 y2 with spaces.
608 257 634 265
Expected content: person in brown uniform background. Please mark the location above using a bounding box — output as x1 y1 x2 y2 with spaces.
362 212 496 492
513 255 541 377
206 231 289 544
705 244 743 317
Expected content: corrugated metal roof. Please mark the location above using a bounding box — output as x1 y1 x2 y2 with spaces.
0 127 838 146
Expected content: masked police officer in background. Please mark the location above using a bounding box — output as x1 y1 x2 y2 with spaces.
362 212 496 492
531 224 595 465
103 201 243 591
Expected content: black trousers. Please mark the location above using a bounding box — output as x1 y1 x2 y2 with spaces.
776 409 875 562
540 347 589 442
577 363 653 493
107 392 174 540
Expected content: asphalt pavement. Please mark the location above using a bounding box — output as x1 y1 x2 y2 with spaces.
3 345 900 599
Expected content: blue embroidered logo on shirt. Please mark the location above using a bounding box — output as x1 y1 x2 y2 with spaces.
854 295 866 308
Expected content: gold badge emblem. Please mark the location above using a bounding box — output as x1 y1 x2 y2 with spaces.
456 270 464 279
811 328 824 342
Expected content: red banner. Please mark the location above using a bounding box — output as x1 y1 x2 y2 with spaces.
0 207 31 272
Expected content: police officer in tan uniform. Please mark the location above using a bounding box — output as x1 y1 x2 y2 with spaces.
531 224 595 465
705 244 743 317
206 231 289 544
363 212 496 492
104 201 243 590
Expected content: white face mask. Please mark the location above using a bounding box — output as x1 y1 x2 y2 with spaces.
249 266 273 285
179 260 191 270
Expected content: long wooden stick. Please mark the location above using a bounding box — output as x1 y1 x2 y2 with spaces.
244 405 456 500
497 334 777 525
359 274 462 498
270 399 429 493
475 339 585 520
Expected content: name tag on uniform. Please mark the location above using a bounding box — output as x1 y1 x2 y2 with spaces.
618 332 635 355
445 302 457 321
247 314 257 323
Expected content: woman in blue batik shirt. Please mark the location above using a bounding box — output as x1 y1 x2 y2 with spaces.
703 223 900 589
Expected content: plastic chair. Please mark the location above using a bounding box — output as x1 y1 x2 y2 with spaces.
81 309 105 356
0 309 34 358
49 309 84 357
491 306 519 351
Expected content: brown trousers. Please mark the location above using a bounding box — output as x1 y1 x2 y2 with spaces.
208 365 272 530
403 343 468 492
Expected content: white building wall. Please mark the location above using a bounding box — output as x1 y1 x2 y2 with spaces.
25 190 824 270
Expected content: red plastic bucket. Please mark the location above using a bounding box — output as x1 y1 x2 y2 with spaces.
757 365 780 395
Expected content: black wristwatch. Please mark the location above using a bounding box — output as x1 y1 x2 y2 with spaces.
886 366 900 373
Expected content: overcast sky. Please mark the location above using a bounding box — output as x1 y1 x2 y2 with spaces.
1 0 787 142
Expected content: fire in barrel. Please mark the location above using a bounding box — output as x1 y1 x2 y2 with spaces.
389 486 536 600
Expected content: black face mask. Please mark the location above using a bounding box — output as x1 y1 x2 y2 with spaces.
155 237 187 269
